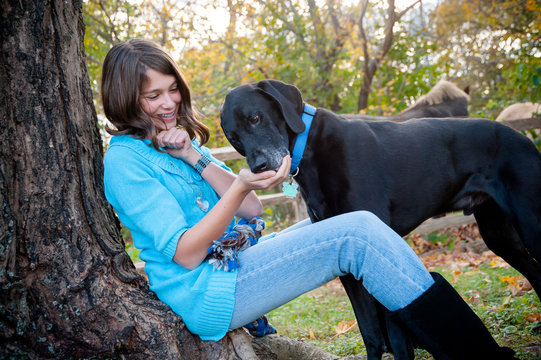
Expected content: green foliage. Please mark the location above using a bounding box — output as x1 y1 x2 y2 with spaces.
261 203 297 234
83 0 143 108
423 232 457 251
125 242 140 262
121 226 140 262
498 62 541 110
84 0 539 132
430 0 540 117
524 129 541 151
361 19 448 115
85 1 449 146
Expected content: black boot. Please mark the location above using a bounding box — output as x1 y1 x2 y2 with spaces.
391 272 517 360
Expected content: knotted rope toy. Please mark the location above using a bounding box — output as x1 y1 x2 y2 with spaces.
206 217 265 272
206 217 277 337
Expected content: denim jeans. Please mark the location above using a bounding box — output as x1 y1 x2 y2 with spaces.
229 210 434 330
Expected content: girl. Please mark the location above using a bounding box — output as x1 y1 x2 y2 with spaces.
101 39 515 359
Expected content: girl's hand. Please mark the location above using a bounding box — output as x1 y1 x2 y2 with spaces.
157 127 199 164
237 155 291 192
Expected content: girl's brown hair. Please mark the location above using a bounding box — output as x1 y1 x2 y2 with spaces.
101 39 209 149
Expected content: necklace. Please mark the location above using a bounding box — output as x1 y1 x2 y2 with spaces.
169 160 210 212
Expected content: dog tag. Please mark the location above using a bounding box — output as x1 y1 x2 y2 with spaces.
282 181 298 198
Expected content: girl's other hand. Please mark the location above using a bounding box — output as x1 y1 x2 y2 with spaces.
157 127 199 164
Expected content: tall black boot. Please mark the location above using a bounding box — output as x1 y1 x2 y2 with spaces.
391 272 517 360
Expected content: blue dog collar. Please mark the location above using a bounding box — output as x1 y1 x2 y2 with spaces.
290 103 316 175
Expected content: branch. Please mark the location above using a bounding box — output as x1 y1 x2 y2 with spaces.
327 0 349 50
307 0 325 60
375 0 396 65
396 0 421 20
211 38 268 75
86 55 101 65
328 0 341 37
97 0 119 42
255 0 307 46
252 334 338 360
359 0 370 68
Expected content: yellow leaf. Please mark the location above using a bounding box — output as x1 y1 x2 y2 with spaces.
499 275 520 287
334 320 357 335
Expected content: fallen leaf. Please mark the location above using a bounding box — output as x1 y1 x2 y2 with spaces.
522 279 533 291
524 313 541 322
500 275 528 296
333 320 357 337
490 257 511 269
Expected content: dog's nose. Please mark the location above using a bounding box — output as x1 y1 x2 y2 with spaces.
252 155 269 173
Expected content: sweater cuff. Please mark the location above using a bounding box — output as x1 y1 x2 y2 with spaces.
163 228 187 261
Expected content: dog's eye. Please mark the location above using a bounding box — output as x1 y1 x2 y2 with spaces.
248 114 260 125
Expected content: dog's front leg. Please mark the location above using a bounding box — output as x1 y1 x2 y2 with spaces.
340 274 414 360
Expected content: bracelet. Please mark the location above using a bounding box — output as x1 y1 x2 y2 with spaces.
194 154 211 175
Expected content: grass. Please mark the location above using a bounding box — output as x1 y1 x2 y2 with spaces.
268 278 365 357
267 247 541 359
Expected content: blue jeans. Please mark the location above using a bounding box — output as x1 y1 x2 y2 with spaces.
229 211 434 330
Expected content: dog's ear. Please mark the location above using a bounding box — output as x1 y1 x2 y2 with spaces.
255 80 305 134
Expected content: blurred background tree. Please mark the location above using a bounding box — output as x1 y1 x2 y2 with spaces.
84 0 539 140
429 0 540 116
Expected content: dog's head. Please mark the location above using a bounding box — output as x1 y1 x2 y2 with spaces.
220 79 305 173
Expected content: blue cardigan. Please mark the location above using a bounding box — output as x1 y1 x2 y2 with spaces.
103 134 237 341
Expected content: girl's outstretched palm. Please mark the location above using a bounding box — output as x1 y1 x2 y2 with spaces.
237 155 291 192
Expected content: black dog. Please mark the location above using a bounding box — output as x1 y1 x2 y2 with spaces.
220 79 541 359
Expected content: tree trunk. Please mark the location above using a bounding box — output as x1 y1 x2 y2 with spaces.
0 1 239 358
357 62 377 111
357 0 419 112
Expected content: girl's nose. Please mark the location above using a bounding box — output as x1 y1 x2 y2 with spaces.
163 93 175 108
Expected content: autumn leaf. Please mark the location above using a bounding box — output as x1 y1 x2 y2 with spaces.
451 270 461 283
490 257 511 269
499 275 530 296
333 320 357 337
500 275 519 286
524 313 541 322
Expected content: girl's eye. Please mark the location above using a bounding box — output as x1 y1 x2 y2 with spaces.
249 114 260 125
145 94 158 100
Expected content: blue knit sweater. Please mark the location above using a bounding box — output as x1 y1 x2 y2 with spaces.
103 134 237 341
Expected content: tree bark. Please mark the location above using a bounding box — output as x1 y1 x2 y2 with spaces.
0 1 237 358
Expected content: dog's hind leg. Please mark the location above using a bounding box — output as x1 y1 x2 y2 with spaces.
474 199 541 298
340 274 414 360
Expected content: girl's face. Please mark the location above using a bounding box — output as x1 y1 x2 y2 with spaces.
140 68 181 131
